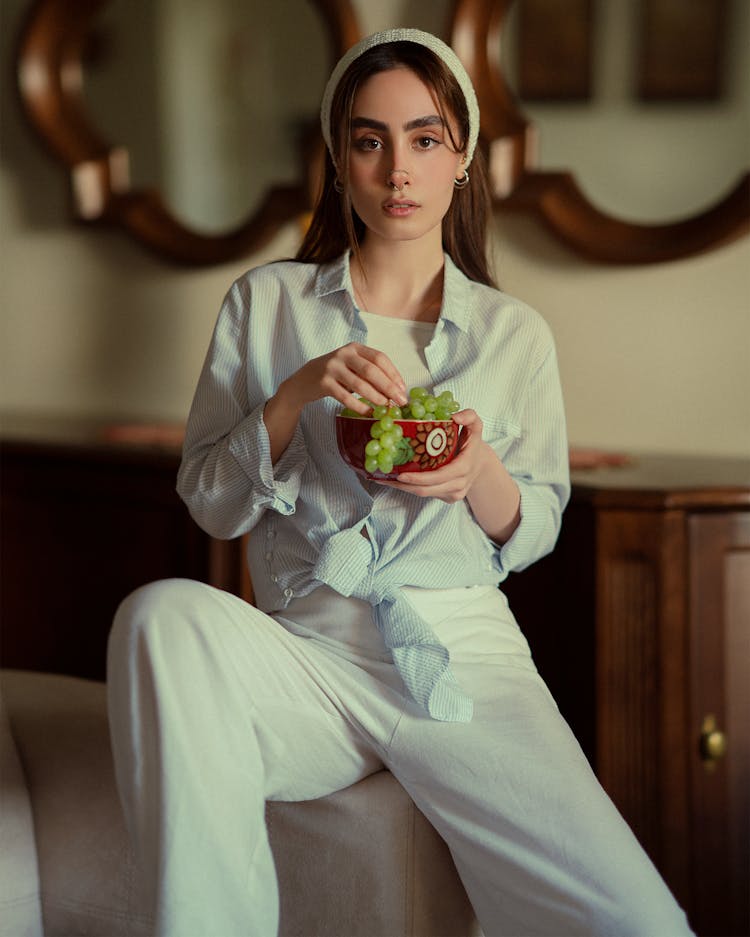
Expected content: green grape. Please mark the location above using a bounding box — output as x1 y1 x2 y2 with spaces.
377 451 394 473
350 385 462 473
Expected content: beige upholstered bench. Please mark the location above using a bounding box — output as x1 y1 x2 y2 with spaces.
1 670 479 937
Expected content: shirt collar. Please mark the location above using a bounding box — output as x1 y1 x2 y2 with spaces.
314 252 473 334
315 252 353 300
439 254 472 333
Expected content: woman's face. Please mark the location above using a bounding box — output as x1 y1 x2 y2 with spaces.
346 67 465 248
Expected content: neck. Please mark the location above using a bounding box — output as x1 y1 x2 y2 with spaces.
353 236 445 322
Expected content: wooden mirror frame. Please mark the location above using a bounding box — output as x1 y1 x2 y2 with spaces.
449 0 750 264
16 0 360 265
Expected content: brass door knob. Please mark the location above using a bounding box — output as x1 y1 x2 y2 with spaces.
699 714 727 769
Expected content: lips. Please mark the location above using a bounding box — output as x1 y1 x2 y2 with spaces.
382 198 420 216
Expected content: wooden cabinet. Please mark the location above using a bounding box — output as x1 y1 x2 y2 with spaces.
2 420 748 935
504 455 750 937
688 511 750 935
0 416 252 682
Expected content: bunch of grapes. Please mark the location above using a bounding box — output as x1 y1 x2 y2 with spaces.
361 404 413 474
399 386 460 421
341 386 461 475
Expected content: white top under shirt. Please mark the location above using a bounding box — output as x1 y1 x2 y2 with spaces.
358 309 435 391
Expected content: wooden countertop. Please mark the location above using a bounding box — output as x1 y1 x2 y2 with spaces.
3 413 749 508
570 452 750 509
0 413 186 463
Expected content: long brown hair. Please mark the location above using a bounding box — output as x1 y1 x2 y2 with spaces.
296 41 496 288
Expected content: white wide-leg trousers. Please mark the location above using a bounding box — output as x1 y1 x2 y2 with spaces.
107 578 693 937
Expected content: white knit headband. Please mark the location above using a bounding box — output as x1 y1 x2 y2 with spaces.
320 28 480 169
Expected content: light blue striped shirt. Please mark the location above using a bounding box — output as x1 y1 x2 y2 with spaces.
177 252 570 722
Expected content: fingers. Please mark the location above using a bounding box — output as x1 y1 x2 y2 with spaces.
285 343 407 417
354 346 408 405
380 450 470 502
450 408 481 430
329 344 408 409
345 392 378 415
380 471 469 503
379 411 484 502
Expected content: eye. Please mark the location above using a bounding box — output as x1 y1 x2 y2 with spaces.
414 136 440 150
353 137 382 152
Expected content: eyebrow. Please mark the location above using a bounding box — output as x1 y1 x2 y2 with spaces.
350 115 445 133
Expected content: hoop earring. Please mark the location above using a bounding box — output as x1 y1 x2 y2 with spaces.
454 169 469 189
334 178 344 194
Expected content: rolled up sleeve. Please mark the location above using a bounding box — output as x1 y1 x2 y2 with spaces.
176 280 308 540
494 340 570 575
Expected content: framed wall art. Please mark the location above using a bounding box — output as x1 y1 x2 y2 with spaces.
638 0 728 100
517 0 593 101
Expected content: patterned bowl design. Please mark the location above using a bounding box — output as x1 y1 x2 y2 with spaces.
336 415 459 480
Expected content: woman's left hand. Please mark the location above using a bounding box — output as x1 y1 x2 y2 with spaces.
378 409 489 503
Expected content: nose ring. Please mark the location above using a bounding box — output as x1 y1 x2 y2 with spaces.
387 169 408 191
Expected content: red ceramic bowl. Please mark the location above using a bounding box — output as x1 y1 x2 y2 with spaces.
336 414 460 480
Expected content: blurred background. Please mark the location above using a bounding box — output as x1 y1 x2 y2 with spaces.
1 0 748 457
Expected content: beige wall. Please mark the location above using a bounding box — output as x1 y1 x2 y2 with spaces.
1 0 748 457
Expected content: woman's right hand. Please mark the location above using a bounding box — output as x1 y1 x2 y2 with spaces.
278 342 408 416
263 343 407 463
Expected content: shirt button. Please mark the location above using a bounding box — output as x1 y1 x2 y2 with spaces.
283 588 293 599
271 574 278 583
265 552 272 561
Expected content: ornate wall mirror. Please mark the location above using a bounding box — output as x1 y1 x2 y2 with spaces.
449 0 749 263
17 0 749 265
16 0 360 265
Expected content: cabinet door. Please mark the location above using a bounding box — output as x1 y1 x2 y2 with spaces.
593 507 693 906
1 448 209 680
689 511 750 937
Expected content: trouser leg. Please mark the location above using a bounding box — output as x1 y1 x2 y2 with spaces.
386 587 694 937
106 579 384 937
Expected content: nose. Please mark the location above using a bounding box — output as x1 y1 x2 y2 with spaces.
387 168 409 192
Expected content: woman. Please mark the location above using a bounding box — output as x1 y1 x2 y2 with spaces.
107 28 694 937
